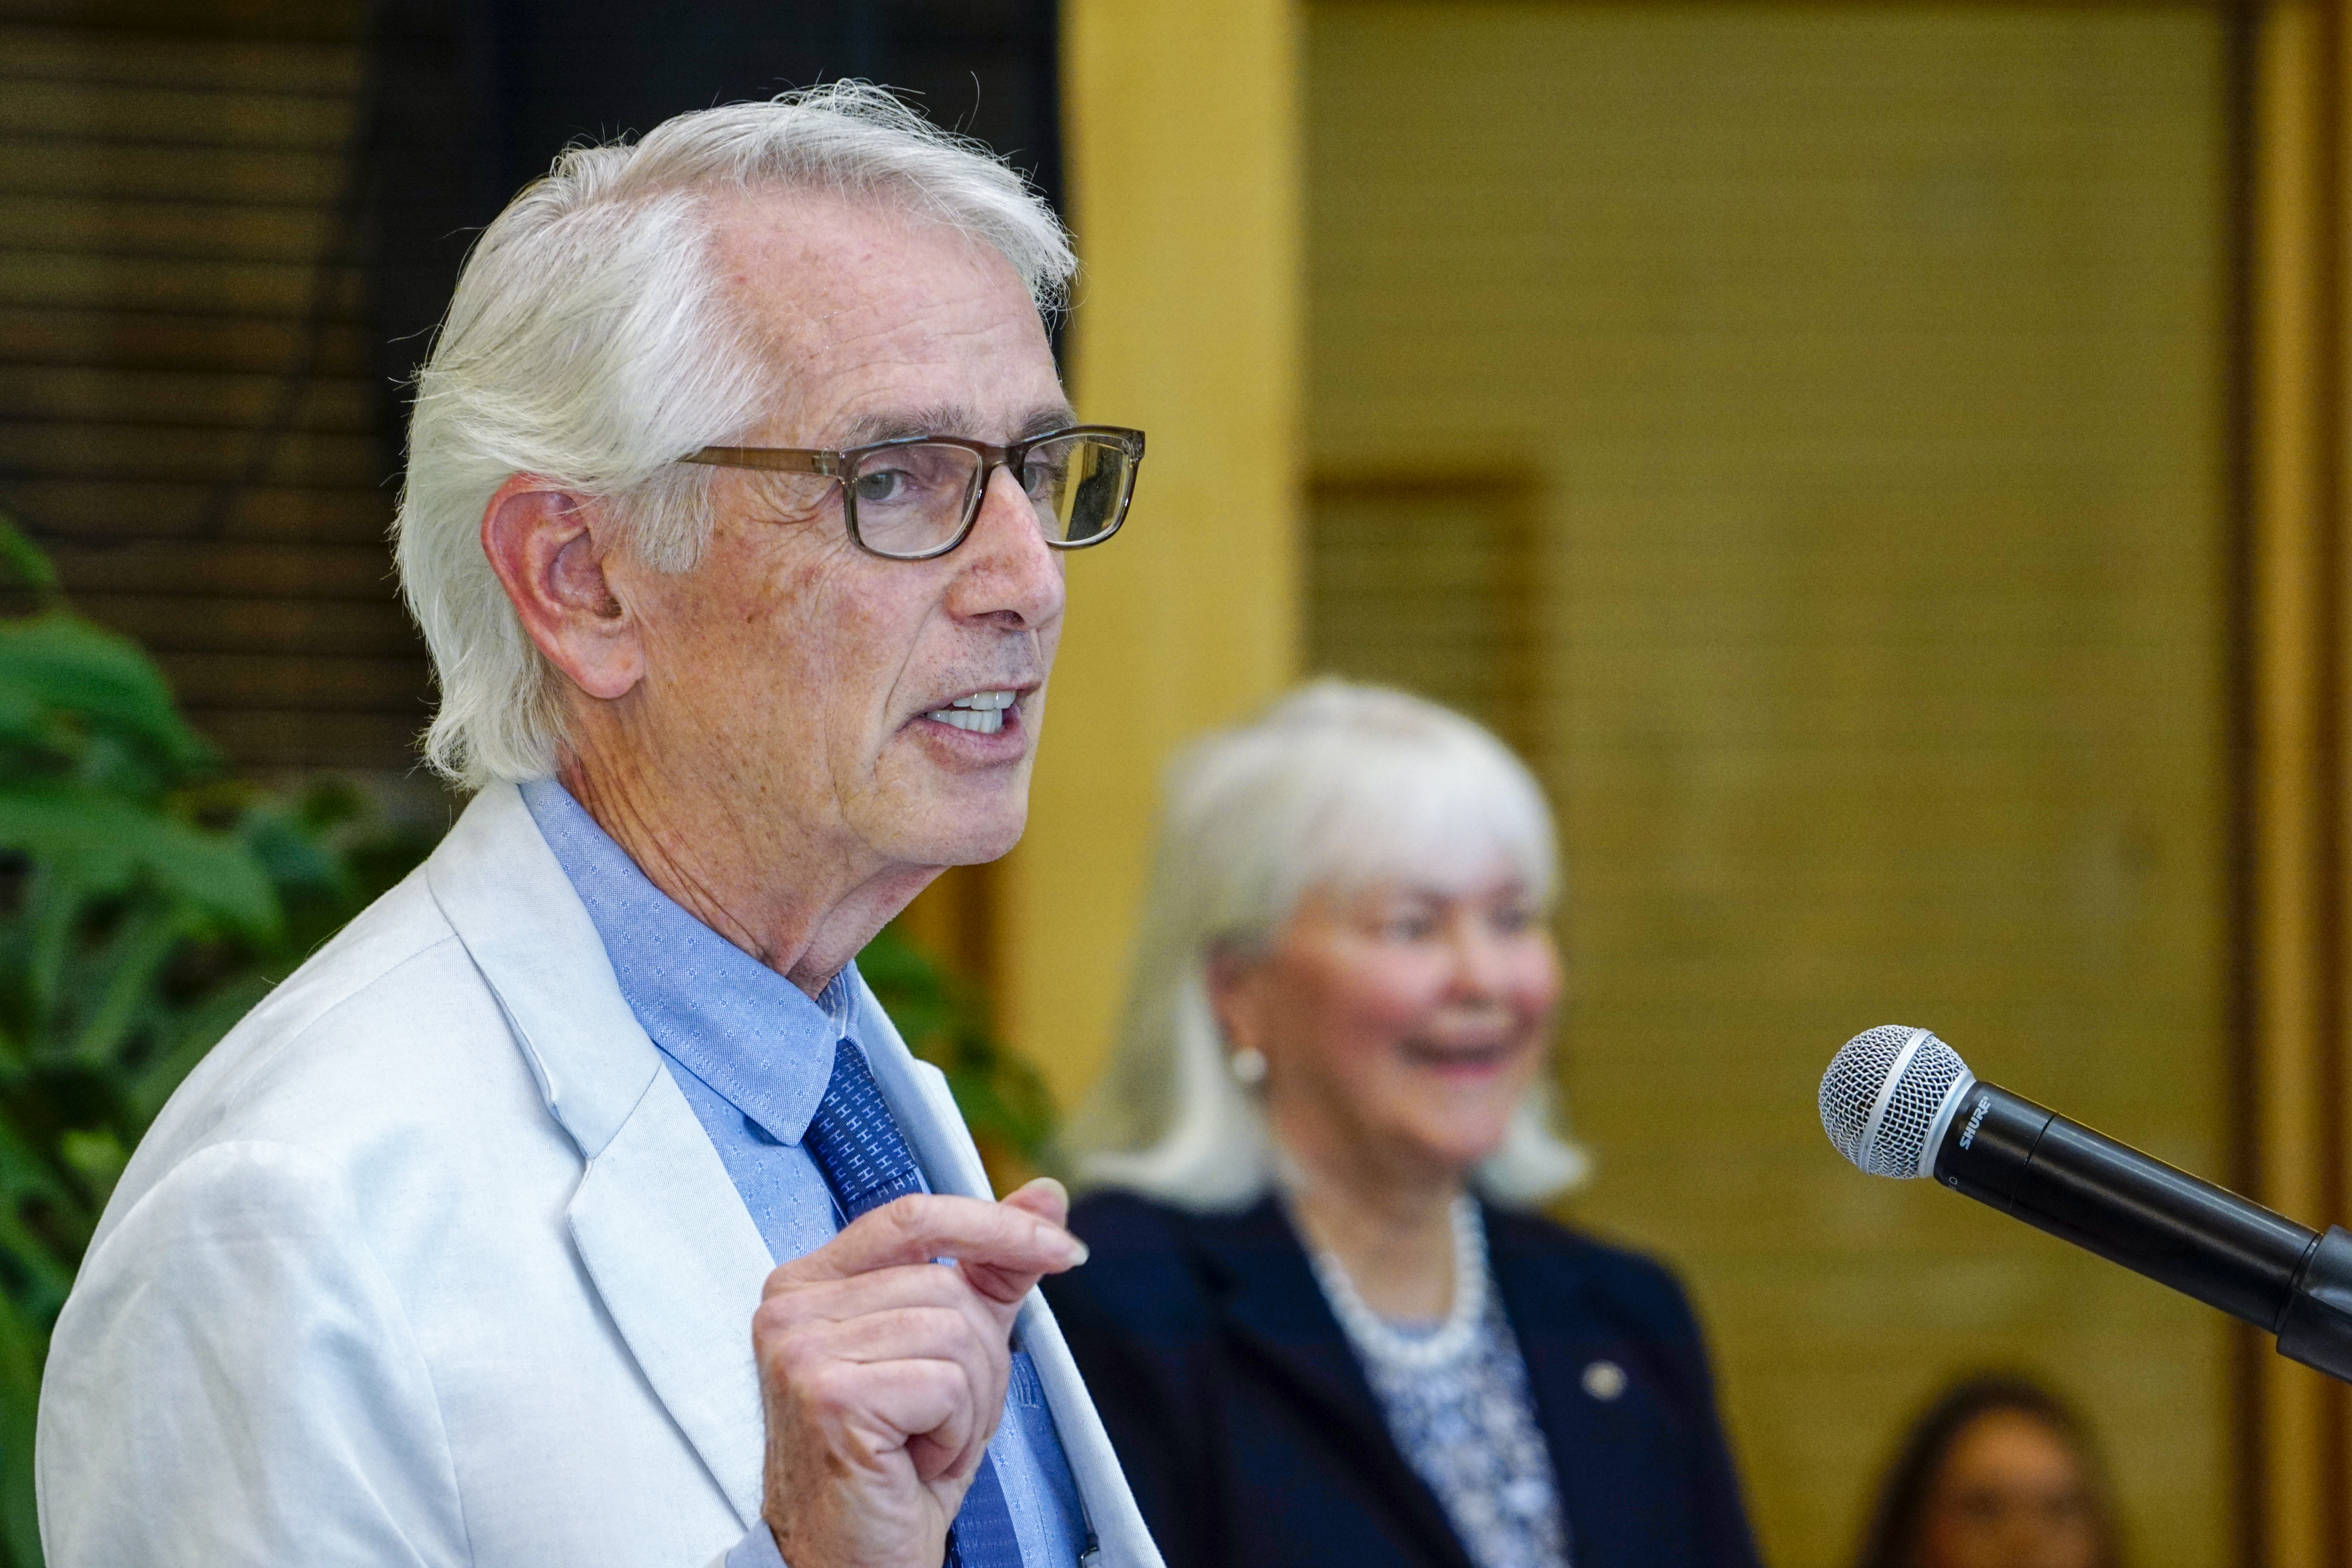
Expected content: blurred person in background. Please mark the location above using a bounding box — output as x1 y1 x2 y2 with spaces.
1044 681 1761 1568
1853 1375 2120 1568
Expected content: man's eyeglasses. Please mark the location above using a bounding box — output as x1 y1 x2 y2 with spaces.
679 426 1146 562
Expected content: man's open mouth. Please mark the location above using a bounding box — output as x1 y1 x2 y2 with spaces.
924 689 1018 735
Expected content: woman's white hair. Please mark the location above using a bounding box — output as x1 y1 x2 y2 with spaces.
393 83 1076 788
1064 679 1592 1211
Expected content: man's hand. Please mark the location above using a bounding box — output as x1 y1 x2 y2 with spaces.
753 1179 1084 1568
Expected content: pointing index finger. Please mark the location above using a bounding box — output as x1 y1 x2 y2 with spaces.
770 1193 1087 1293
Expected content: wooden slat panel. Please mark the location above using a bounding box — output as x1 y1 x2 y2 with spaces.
0 79 353 151
0 308 374 375
0 0 367 46
0 138 345 203
156 651 425 710
0 367 377 432
0 481 390 544
1308 8 2234 1567
76 593 412 655
0 423 379 485
0 252 362 317
0 23 359 94
1309 475 1536 757
0 194 340 263
0 0 414 777
49 541 401 599
186 709 423 771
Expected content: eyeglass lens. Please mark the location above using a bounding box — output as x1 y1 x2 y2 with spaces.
845 434 1134 558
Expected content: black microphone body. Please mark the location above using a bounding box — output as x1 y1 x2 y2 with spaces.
1936 1081 2352 1383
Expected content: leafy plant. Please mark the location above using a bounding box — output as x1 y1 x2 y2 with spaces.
859 923 1060 1190
0 512 435 1567
0 510 1057 1567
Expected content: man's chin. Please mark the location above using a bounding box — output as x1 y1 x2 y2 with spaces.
880 798 1027 869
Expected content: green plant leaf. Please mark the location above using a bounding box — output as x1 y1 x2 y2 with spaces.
0 788 279 941
0 1287 45 1568
0 515 58 604
0 616 214 785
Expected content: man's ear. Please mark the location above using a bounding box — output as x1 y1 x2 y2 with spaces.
479 475 645 701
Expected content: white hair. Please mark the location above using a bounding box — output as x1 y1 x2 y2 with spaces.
1065 680 1592 1211
393 83 1077 788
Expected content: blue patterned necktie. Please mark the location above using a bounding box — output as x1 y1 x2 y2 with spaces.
804 1040 1027 1568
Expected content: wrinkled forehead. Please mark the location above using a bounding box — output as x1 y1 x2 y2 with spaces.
704 187 1059 441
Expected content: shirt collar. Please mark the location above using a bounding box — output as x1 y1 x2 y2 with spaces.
519 777 842 1146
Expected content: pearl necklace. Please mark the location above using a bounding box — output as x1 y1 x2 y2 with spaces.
1302 1194 1488 1373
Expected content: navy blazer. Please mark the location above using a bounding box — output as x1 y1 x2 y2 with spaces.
1044 1192 1762 1568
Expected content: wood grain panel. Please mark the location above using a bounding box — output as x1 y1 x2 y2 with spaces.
185 708 421 770
0 308 373 374
0 195 341 262
0 252 363 316
76 594 415 655
1307 7 2232 1564
0 367 376 430
0 22 358 93
0 424 381 485
50 541 401 599
0 0 426 775
0 138 345 203
0 80 352 149
0 481 390 543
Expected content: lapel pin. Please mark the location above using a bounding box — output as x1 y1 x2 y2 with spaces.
1581 1359 1627 1401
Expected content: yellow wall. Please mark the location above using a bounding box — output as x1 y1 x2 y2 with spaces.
1002 0 1304 1107
1305 5 2233 1566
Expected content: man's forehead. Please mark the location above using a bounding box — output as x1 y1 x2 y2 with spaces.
708 188 1013 336
704 187 1061 440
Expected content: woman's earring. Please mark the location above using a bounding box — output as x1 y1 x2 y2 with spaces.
1229 1046 1268 1086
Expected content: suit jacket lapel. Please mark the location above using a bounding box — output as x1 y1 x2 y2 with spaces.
1486 1212 1629 1568
851 984 1166 1568
1193 1203 1475 1568
426 784 771 1528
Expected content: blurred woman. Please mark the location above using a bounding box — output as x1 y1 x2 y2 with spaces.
1854 1376 2120 1568
1044 681 1760 1568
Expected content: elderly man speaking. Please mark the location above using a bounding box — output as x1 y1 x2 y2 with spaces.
35 87 1156 1568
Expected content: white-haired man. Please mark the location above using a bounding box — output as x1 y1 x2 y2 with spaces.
35 88 1156 1568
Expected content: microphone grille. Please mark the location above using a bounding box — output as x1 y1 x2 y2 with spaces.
1819 1025 1971 1178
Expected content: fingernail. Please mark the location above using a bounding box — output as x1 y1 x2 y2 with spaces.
1048 1229 1088 1266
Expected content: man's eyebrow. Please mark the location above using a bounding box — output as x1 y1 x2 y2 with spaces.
833 403 1080 448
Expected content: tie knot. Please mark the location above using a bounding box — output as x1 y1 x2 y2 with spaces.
803 1039 928 1221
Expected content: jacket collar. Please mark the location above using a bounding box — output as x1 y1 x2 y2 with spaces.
424 783 771 1525
1484 1212 1668 1568
1184 1198 1478 1568
421 785 1165 1568
423 781 663 1159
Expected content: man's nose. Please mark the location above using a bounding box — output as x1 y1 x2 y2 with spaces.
948 465 1066 628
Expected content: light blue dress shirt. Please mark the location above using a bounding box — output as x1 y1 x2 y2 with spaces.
522 780 1089 1568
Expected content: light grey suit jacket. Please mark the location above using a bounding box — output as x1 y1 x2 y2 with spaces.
36 783 1160 1568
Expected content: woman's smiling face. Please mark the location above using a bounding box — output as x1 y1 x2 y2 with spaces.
1213 857 1563 1188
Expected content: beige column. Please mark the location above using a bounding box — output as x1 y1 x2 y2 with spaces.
2249 2 2352 1562
994 0 1303 1108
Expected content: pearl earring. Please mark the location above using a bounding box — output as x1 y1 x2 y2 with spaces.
1229 1046 1268 1086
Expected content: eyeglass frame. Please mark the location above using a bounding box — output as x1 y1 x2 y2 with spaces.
677 424 1147 562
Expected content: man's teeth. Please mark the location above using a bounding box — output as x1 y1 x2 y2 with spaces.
926 690 1016 735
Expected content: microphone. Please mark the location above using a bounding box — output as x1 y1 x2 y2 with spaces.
1820 1025 2352 1385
